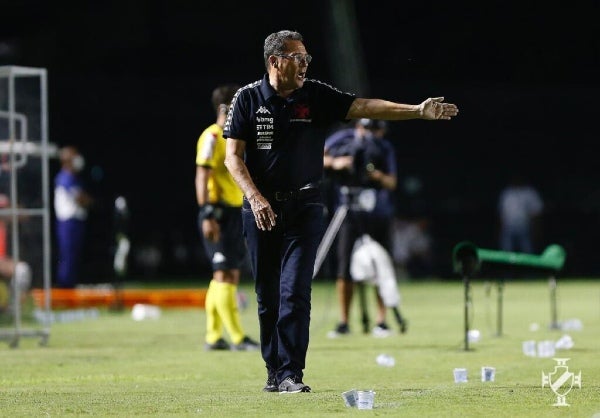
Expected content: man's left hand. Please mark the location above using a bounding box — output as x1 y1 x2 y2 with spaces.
420 97 459 120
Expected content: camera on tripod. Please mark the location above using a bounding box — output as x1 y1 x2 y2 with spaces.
324 118 389 191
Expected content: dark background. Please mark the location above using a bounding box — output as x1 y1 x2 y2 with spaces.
2 1 599 281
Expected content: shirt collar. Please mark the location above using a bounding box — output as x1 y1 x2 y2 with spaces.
259 74 306 103
259 74 278 102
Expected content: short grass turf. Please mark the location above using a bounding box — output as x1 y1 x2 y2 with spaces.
1 278 599 417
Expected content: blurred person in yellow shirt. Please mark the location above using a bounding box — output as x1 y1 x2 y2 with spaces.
195 84 259 351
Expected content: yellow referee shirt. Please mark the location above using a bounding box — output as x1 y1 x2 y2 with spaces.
196 123 243 207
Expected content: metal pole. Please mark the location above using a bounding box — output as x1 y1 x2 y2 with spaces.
497 280 504 336
8 68 21 348
40 69 51 343
549 275 559 329
464 274 471 351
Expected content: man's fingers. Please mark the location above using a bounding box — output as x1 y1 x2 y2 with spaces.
255 209 276 231
431 97 444 102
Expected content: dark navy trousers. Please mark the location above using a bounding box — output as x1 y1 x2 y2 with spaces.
242 196 324 383
56 218 85 288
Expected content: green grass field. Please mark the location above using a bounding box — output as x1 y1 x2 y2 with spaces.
1 278 599 417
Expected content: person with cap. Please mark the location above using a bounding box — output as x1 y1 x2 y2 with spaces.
323 118 408 338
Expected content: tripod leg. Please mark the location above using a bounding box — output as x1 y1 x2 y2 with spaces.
356 282 370 333
392 306 408 334
313 204 348 279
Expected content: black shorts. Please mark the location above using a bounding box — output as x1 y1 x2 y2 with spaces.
335 211 391 281
199 205 246 271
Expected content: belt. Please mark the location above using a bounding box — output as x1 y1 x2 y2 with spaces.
273 183 320 202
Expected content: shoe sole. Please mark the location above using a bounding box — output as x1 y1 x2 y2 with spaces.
279 385 311 394
372 331 392 338
204 344 230 351
279 388 310 394
232 346 259 351
327 330 350 339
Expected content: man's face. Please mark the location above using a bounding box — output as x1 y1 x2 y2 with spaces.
273 40 310 90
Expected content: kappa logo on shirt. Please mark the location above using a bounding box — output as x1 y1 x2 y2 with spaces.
256 106 271 115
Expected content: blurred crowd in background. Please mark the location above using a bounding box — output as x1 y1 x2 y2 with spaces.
2 2 599 283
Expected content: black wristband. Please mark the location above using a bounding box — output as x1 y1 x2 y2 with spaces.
198 204 216 220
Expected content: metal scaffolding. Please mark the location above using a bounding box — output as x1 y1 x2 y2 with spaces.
0 66 55 347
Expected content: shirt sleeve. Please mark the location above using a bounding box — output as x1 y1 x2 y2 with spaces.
223 90 251 141
310 81 355 124
528 188 544 215
384 141 398 177
196 130 217 168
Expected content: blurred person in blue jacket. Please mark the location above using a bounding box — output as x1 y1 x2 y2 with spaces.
324 119 407 337
54 146 93 288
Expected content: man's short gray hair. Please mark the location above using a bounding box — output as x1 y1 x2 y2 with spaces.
263 30 303 70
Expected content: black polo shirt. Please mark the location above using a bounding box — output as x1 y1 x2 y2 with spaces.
223 74 355 192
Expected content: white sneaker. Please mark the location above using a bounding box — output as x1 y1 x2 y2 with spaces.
372 323 392 338
13 262 32 291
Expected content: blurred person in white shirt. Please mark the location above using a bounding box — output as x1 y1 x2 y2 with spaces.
498 174 543 253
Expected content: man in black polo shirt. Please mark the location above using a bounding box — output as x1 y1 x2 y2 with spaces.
224 29 458 394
